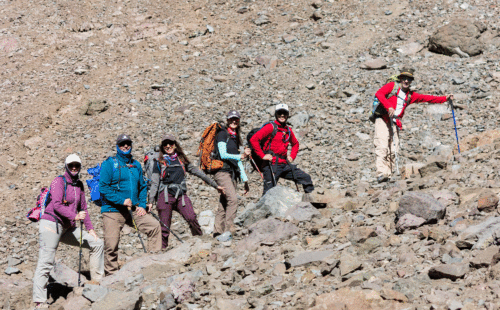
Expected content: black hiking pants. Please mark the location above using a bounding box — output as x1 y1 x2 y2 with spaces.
262 163 314 195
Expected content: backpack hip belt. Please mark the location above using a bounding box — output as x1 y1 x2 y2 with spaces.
163 181 188 206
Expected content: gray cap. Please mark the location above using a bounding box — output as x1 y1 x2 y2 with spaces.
227 110 241 119
116 134 132 145
161 133 177 143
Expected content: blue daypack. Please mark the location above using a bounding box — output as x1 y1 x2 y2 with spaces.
86 164 102 205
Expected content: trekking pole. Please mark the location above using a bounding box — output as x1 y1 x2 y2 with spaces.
249 155 264 179
449 99 461 154
285 159 300 192
127 206 147 253
150 212 184 243
78 220 83 287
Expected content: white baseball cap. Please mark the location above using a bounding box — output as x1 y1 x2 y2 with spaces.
65 154 82 165
275 103 289 113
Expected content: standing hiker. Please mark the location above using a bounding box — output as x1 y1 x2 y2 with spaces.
373 67 454 182
212 110 250 236
147 133 224 248
99 134 161 276
249 103 314 197
33 154 104 309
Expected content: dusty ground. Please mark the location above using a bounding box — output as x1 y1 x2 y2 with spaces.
1 0 500 308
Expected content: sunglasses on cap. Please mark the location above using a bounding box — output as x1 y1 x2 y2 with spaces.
118 141 131 147
162 140 176 146
68 163 81 169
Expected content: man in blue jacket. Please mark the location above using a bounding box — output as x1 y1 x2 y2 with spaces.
99 134 161 276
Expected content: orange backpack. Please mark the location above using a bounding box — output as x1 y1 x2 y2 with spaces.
197 122 225 173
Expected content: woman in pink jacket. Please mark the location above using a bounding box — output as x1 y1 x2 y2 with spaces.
33 154 104 309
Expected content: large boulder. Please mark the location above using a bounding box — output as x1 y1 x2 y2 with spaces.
457 216 500 250
283 202 322 222
50 260 79 287
477 189 499 212
429 19 485 57
235 186 302 227
428 263 469 281
92 289 143 310
236 218 298 252
397 192 446 223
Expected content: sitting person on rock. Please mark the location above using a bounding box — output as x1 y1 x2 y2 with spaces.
213 110 251 237
147 133 224 249
33 154 104 309
249 103 314 199
99 134 162 276
373 67 454 183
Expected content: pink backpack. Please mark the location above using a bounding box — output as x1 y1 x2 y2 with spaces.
26 176 67 222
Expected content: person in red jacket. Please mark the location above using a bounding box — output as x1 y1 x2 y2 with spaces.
250 103 314 196
373 67 454 182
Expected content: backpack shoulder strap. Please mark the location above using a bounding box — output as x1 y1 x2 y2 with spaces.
265 122 279 151
58 175 68 204
406 90 413 105
389 82 399 98
110 156 121 190
178 158 186 174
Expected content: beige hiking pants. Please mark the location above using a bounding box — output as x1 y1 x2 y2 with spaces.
374 117 399 177
213 171 238 235
33 219 104 303
102 211 161 276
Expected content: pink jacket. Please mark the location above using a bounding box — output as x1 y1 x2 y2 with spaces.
41 172 93 230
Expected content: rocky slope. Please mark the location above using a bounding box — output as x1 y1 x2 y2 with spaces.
1 0 500 308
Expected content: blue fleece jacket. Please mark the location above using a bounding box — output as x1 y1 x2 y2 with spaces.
99 152 147 213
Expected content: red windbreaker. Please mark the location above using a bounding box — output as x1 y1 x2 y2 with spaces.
375 82 447 127
250 120 299 165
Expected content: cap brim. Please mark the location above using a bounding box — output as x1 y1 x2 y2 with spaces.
399 73 414 78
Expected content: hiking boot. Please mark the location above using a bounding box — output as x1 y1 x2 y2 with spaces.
377 175 389 183
302 193 313 202
86 279 100 286
34 302 49 309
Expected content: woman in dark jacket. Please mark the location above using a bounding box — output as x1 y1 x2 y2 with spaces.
147 133 224 248
213 110 250 237
33 154 104 309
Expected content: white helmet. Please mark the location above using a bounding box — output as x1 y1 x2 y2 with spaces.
65 154 82 166
275 103 289 113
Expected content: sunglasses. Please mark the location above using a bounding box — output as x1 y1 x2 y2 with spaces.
276 112 289 117
118 141 131 147
162 140 175 147
401 76 414 82
228 118 240 123
68 163 81 169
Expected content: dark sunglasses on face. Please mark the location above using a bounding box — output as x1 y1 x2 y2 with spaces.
228 118 240 123
68 163 81 169
277 112 289 117
162 140 175 147
401 77 414 82
118 141 131 147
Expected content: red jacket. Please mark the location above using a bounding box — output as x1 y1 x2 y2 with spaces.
376 82 447 126
250 120 299 165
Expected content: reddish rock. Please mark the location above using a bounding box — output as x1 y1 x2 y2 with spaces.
477 190 499 212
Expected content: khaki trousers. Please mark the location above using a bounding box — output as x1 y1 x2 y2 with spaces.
374 117 399 177
213 171 238 234
33 219 104 303
102 210 161 276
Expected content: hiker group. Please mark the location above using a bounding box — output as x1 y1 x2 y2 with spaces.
30 67 456 309
30 103 314 309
